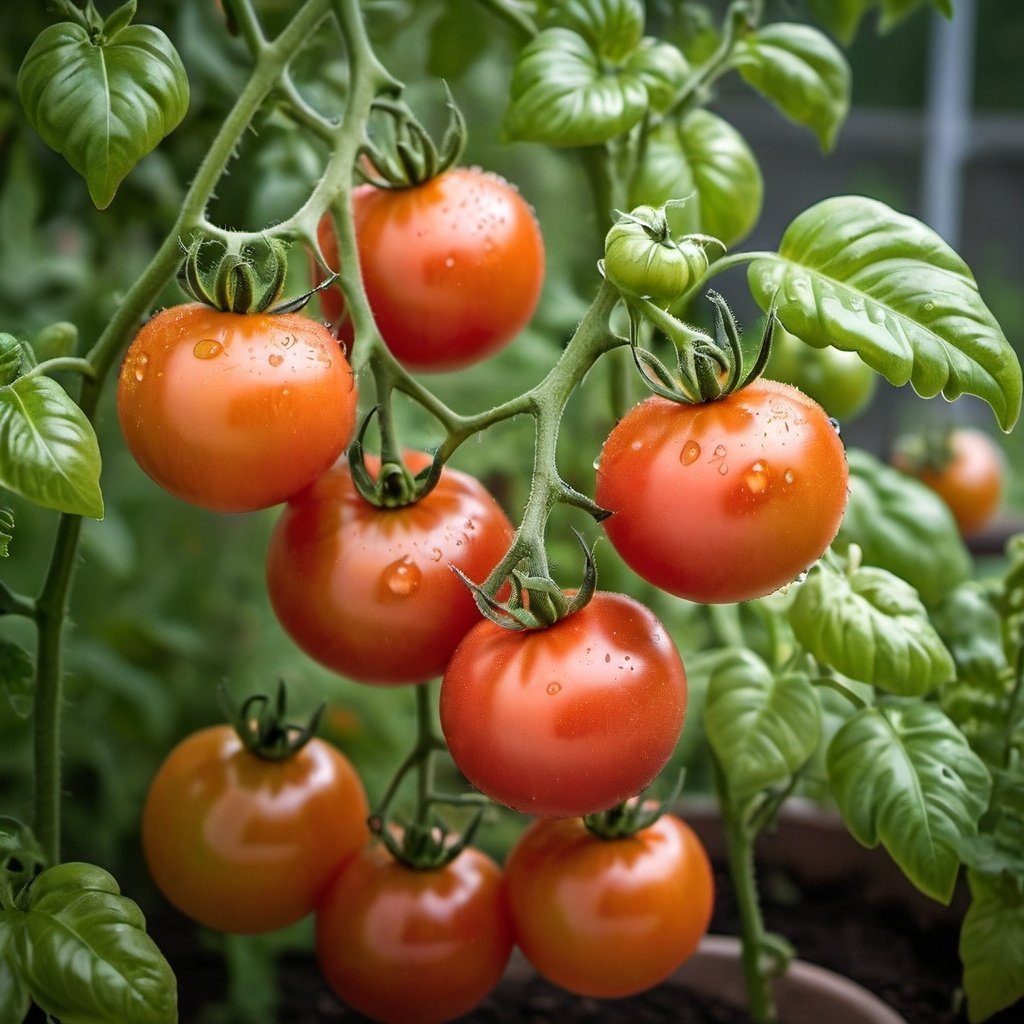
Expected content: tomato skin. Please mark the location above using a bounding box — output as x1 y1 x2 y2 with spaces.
595 381 849 604
141 725 368 935
118 304 356 512
504 814 714 998
318 168 544 371
439 592 686 818
893 428 1003 536
315 843 513 1024
266 452 514 685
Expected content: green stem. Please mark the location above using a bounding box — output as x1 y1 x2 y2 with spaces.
18 357 95 382
0 580 35 619
475 0 536 37
680 250 775 308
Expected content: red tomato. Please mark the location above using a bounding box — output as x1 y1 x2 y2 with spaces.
596 381 849 603
141 725 368 935
439 592 687 818
315 843 513 1024
893 428 1003 536
504 813 714 998
317 168 544 371
118 304 356 512
266 452 514 685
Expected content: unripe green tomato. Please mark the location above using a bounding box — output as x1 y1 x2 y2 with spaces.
766 326 877 421
604 218 708 306
33 321 78 362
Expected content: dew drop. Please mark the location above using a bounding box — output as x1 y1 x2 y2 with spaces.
281 334 297 349
829 417 841 435
431 547 443 562
744 461 770 495
604 653 611 663
713 444 727 459
444 256 456 269
547 682 562 696
679 440 701 466
593 455 602 471
783 468 796 486
193 339 223 360
268 353 284 367
133 365 146 382
137 353 150 366
630 439 643 452
383 556 421 597
718 463 729 476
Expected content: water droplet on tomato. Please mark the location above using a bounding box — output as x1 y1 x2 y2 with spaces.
281 334 297 349
744 461 770 494
784 468 796 486
680 440 701 465
630 439 643 451
444 256 456 269
718 463 729 476
268 353 284 367
138 353 149 366
431 547 443 562
193 339 223 360
546 682 561 696
829 417 841 434
383 557 421 597
133 367 146 382
713 444 727 459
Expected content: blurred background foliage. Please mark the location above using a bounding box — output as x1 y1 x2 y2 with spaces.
0 2 1021 1011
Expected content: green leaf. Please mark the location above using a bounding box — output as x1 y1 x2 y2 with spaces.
0 641 33 718
17 19 189 209
628 109 763 248
880 0 953 33
835 449 970 607
0 375 103 519
12 862 176 1024
546 0 644 61
807 0 870 43
749 197 1023 431
0 335 21 387
790 558 955 697
0 915 30 1024
828 702 991 903
960 871 1024 1023
0 507 12 557
704 648 822 802
734 23 851 152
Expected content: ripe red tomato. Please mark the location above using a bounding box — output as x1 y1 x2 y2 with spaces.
266 451 514 685
118 304 356 512
596 381 849 603
439 592 687 818
504 813 714 998
317 167 544 371
892 428 1003 537
315 842 513 1024
141 725 368 934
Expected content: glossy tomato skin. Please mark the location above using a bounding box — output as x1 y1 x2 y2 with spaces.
266 452 514 685
596 381 849 604
315 843 513 1024
141 725 369 935
318 168 544 371
504 814 714 998
118 304 356 512
439 592 686 818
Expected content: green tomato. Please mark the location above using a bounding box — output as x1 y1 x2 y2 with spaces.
766 325 877 421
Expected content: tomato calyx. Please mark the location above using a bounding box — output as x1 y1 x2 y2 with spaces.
582 771 685 840
370 810 485 871
221 681 325 762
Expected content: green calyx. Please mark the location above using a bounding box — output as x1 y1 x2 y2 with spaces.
178 235 292 314
583 770 685 840
222 681 324 762
371 809 484 872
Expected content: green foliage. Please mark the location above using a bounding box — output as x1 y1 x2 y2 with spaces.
808 0 952 43
0 641 32 718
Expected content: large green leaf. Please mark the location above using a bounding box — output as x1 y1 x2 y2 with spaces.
11 863 176 1024
628 109 763 247
546 0 643 60
0 375 103 519
835 449 970 607
960 871 1024 1023
827 702 991 903
0 915 30 1024
790 558 954 697
749 197 1022 431
704 648 822 802
17 13 189 209
734 23 850 151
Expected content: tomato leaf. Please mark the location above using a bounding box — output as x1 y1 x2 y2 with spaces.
835 449 970 607
545 0 644 61
11 863 177 1024
790 558 955 697
0 641 33 719
628 109 763 248
0 507 13 558
734 23 851 152
704 648 822 803
0 376 103 519
17 18 189 209
0 915 31 1024
960 870 1024 1023
748 196 1022 431
827 702 991 903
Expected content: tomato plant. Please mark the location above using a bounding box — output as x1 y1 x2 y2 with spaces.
440 591 687 818
503 812 714 998
118 304 357 513
315 842 513 1024
596 381 850 603
266 451 514 684
141 724 369 935
317 167 545 371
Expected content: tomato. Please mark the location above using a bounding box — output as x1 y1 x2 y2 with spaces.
595 381 849 604
503 813 714 998
317 167 545 371
439 591 686 818
315 842 513 1024
141 725 369 934
118 304 356 512
764 325 877 422
266 451 514 685
892 427 1003 537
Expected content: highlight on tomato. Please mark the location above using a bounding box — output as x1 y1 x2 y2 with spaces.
596 380 849 604
503 811 714 998
315 841 513 1024
439 591 687 818
316 166 545 371
118 304 357 512
141 723 368 935
266 450 514 685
